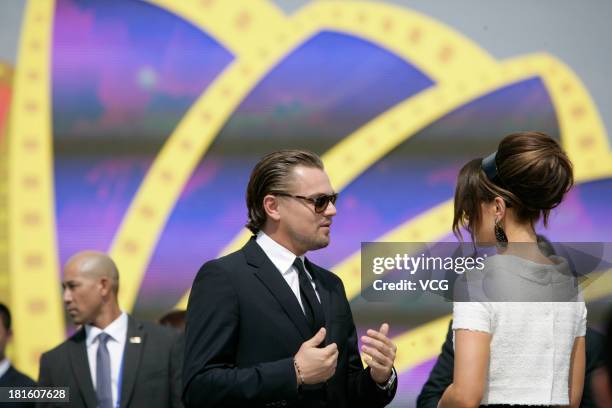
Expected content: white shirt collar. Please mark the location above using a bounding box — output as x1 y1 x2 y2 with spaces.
85 311 128 347
0 358 10 378
256 231 304 275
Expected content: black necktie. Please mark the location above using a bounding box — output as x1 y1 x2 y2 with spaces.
293 258 325 334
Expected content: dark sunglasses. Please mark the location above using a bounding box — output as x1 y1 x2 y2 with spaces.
275 192 338 213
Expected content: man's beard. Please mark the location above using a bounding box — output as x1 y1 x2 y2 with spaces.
303 234 330 252
291 228 330 253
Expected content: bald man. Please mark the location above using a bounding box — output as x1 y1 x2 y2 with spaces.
38 251 184 408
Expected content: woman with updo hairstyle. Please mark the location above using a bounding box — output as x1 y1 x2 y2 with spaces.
438 132 586 408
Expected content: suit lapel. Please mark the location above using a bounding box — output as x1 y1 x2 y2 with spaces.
120 316 145 408
0 366 16 386
68 329 97 408
305 258 333 345
243 238 312 340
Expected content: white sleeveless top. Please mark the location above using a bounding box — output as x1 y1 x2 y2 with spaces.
452 255 587 406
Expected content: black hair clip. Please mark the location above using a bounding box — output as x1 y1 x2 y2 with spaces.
481 151 498 181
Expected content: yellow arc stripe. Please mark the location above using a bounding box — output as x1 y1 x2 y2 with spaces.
113 0 497 311
206 52 612 303
522 53 612 181
110 3 317 311
109 43 310 311
332 53 612 302
145 0 287 56
359 167 611 372
177 50 612 309
179 52 612 373
0 63 13 307
8 0 64 378
297 1 499 84
377 54 612 374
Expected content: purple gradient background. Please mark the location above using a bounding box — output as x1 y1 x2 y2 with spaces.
53 0 233 267
137 30 435 315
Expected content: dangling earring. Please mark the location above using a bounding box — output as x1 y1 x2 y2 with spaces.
494 218 508 243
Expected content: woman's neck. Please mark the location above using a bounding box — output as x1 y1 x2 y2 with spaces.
503 216 537 243
498 218 553 264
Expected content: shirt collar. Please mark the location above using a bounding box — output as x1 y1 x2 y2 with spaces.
256 231 304 275
0 358 10 378
85 311 128 347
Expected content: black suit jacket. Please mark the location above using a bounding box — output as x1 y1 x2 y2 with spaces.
0 364 37 387
38 315 183 408
416 321 605 408
183 238 396 408
0 365 37 408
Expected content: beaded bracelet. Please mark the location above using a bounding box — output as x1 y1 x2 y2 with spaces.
293 358 305 386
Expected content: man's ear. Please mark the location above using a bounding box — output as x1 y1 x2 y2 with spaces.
263 194 281 222
493 196 506 220
99 277 113 297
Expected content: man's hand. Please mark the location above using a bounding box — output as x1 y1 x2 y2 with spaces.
294 328 338 385
361 323 396 384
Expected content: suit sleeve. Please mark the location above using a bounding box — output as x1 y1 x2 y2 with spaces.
169 333 185 408
37 353 53 408
416 321 454 408
182 261 298 408
37 352 51 386
339 279 396 408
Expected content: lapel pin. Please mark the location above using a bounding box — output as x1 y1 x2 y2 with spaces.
129 336 142 344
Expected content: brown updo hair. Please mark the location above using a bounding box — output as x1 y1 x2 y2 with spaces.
452 131 574 240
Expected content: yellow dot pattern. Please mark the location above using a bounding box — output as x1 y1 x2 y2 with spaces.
6 0 611 379
145 0 287 56
0 63 12 305
7 0 64 378
391 315 452 374
179 50 612 308
131 0 505 311
111 0 612 381
335 54 612 301
515 53 612 182
334 54 612 373
580 269 612 302
296 1 498 84
177 53 612 372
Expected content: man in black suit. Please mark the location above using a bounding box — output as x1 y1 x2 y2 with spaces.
38 251 183 408
0 303 36 408
183 149 398 407
416 321 605 408
0 303 36 387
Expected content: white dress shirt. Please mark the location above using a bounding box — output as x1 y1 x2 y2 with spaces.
85 312 128 408
256 232 396 390
256 231 320 313
0 357 10 379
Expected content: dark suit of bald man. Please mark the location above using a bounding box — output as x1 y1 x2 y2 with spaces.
38 316 183 408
